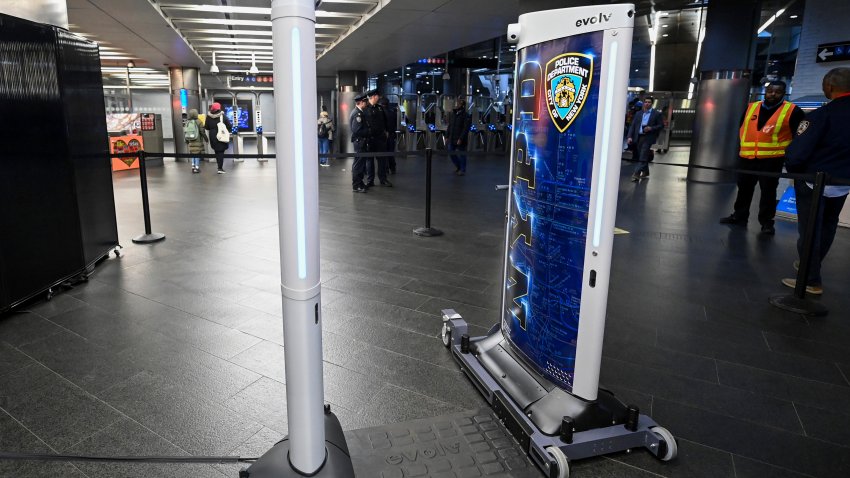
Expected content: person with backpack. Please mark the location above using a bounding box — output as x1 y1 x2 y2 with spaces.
317 109 334 167
184 109 208 173
204 102 233 174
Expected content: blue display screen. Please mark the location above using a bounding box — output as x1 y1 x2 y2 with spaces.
502 31 602 392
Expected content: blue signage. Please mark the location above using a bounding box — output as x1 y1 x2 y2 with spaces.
502 31 603 392
776 185 797 217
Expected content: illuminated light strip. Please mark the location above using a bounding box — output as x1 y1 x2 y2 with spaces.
291 27 307 280
592 40 618 249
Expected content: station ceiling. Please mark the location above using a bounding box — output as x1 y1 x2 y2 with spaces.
66 0 804 89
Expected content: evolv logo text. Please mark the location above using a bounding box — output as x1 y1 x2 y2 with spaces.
576 13 612 28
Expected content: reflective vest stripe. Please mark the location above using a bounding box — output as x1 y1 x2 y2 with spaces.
739 101 794 158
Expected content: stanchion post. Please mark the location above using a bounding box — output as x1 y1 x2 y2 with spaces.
413 148 443 237
769 172 828 316
132 150 166 244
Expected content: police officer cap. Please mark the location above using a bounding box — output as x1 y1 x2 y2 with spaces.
354 93 367 102
366 89 380 98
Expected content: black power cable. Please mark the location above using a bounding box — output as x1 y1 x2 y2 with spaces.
0 452 258 464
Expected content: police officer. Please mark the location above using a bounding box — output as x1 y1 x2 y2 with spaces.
379 96 398 174
365 89 392 187
349 93 370 193
782 67 850 295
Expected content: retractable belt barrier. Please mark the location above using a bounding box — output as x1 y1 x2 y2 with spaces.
109 148 849 318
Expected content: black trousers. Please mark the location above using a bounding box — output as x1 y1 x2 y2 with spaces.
366 136 388 183
351 140 367 189
732 157 785 226
214 150 225 171
385 135 397 172
794 181 848 286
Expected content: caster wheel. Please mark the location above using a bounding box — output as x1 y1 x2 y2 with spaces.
651 426 677 461
441 322 451 348
545 446 570 478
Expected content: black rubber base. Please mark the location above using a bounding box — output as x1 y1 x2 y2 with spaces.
769 294 829 317
241 412 354 477
345 409 539 477
132 232 166 244
413 227 443 237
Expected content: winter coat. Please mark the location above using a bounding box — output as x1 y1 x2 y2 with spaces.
205 110 233 152
185 109 208 154
318 115 334 141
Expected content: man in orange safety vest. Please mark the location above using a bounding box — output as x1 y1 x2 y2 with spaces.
719 81 805 235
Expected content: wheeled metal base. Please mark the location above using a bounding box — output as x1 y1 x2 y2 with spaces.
441 311 677 477
132 232 166 244
240 408 354 477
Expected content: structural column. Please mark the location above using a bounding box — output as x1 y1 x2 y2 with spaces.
687 0 761 183
169 67 201 158
335 70 366 154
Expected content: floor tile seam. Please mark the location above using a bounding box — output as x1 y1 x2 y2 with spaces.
838 365 850 387
321 281 435 309
607 383 808 434
340 344 465 375
401 277 500 296
602 356 735 389
730 454 820 478
713 356 850 389
602 455 669 477
791 402 808 439
619 337 849 383
1 368 190 467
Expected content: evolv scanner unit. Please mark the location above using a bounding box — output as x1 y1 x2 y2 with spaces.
442 5 677 477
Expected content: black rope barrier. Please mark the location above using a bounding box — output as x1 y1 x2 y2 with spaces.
0 451 256 464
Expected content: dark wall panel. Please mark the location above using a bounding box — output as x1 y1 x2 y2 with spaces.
0 14 117 312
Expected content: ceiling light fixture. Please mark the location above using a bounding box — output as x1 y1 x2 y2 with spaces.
210 51 219 74
249 51 259 74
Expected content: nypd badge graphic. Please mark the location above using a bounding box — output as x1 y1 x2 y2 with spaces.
545 53 593 132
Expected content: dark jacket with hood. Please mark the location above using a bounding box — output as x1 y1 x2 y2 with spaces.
185 109 208 154
205 109 233 152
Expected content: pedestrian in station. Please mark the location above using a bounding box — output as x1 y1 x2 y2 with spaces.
366 90 392 187
446 98 471 175
317 109 334 167
204 102 233 174
380 96 398 174
184 108 208 173
719 81 804 235
349 93 370 193
626 96 664 181
781 68 850 295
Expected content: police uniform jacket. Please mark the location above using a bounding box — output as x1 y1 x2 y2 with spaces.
785 95 850 179
349 106 370 150
367 104 388 138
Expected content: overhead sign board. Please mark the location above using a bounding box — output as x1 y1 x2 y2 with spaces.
816 41 850 63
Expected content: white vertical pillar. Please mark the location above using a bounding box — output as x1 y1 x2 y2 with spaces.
271 0 325 474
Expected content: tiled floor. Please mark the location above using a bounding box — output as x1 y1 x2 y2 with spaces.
1 147 849 477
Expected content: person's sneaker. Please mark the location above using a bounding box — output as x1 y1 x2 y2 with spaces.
793 260 800 271
719 214 747 225
456 171 465 176
631 175 639 182
365 182 374 189
192 167 199 173
320 162 330 168
781 278 823 295
353 187 367 193
217 169 226 174
380 180 393 187
640 171 650 178
760 224 776 235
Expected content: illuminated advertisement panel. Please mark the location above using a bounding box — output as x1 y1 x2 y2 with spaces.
500 4 633 399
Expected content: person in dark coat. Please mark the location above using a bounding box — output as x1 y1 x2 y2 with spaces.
349 93 370 192
626 96 664 181
204 102 233 174
781 67 850 295
379 97 398 174
185 108 208 173
446 98 471 175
